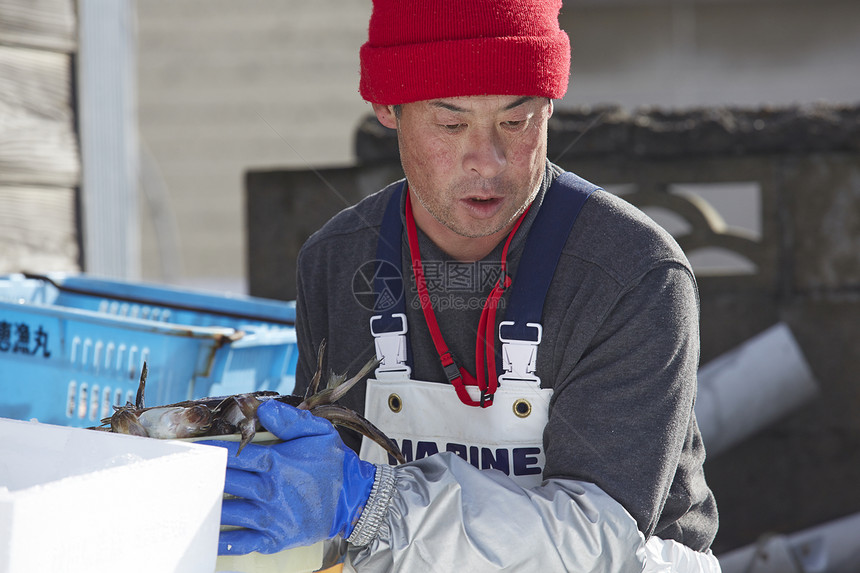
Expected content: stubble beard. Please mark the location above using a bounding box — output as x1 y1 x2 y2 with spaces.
411 177 539 239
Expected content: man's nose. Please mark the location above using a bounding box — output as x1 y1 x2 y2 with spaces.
463 128 506 179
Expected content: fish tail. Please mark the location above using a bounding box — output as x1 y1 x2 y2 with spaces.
311 403 406 464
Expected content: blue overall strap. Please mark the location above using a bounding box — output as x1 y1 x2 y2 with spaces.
373 182 407 327
499 172 599 344
370 183 412 375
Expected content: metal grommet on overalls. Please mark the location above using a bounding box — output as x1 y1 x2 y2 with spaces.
513 398 531 418
388 393 402 413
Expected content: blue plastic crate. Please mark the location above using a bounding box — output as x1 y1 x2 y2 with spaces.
0 273 298 428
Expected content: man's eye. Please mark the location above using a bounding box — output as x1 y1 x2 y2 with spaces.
502 120 524 129
441 123 465 132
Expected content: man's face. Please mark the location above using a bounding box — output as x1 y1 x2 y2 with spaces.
373 95 552 256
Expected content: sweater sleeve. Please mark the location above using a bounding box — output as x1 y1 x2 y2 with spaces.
293 245 325 398
543 261 710 546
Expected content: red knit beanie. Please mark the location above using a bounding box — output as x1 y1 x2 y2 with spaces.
359 0 571 105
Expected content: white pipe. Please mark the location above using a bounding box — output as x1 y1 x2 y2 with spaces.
718 511 860 573
695 322 819 457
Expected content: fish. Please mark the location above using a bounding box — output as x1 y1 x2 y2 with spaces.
92 340 406 463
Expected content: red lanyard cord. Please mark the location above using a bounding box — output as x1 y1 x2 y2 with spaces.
404 189 529 407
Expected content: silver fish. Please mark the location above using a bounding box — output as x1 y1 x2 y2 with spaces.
93 341 405 463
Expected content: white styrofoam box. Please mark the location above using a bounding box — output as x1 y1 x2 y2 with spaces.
0 417 227 573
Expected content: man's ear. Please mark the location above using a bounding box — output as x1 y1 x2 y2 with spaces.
372 103 398 129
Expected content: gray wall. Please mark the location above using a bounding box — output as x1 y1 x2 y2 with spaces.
136 0 860 292
560 0 860 109
137 0 372 291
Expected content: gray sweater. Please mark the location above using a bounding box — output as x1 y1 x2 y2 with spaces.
295 162 718 552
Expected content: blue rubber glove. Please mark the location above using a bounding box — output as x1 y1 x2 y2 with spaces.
202 399 377 555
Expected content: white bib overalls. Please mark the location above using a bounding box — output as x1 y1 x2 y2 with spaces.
357 174 721 572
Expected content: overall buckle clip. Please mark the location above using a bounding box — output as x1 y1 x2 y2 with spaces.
370 313 411 380
498 321 542 385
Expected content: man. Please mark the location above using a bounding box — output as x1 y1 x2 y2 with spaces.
209 1 720 570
